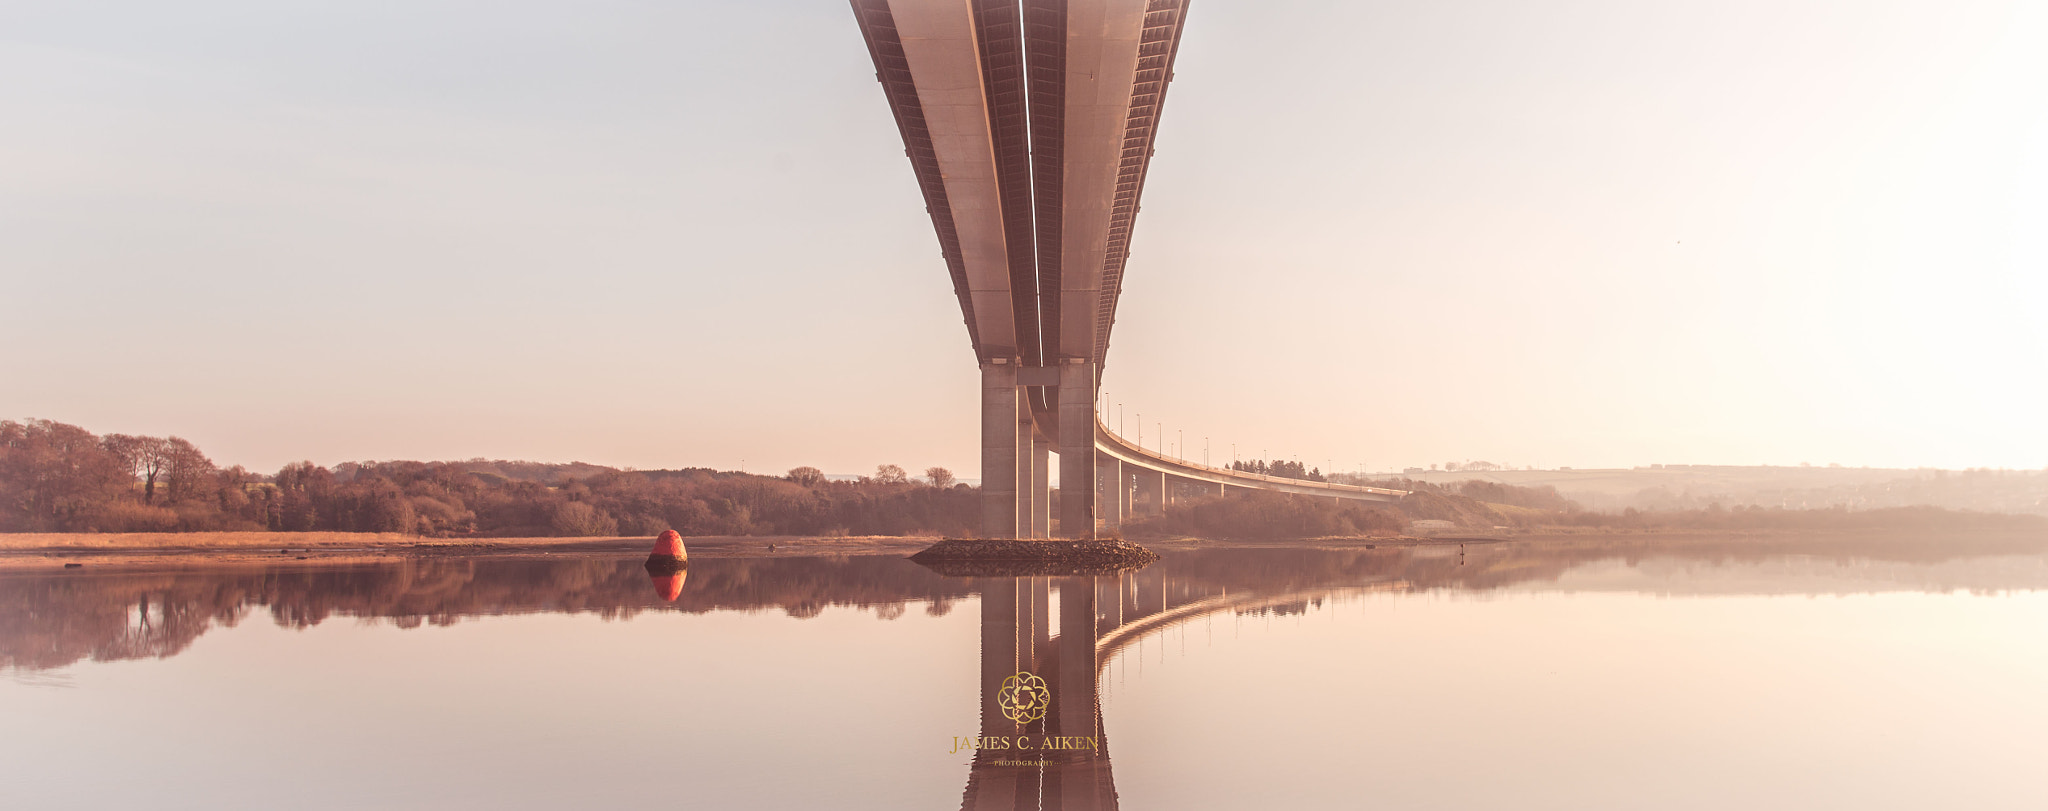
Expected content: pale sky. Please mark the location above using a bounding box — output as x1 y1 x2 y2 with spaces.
3 1 2043 477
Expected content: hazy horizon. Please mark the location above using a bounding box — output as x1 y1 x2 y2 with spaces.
5 1 2044 476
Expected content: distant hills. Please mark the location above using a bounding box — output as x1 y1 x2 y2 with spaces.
1378 465 2048 516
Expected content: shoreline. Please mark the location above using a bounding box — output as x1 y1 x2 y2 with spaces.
0 532 935 571
2 527 2041 571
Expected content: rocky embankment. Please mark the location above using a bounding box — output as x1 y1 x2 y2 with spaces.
907 539 1161 577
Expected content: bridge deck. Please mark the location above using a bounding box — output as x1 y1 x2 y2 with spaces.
1095 419 1408 503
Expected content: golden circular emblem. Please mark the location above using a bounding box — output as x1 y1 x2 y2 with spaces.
997 671 1050 725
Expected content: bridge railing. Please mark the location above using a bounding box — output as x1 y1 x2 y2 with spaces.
1093 418 1410 498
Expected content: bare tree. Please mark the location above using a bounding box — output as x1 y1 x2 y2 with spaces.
551 501 617 537
161 437 216 505
874 464 908 484
105 434 172 504
786 466 825 487
924 467 955 488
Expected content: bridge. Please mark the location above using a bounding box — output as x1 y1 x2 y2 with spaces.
851 0 1405 540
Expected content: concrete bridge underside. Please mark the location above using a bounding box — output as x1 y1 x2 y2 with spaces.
854 0 1404 538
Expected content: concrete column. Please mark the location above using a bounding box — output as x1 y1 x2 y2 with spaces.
1017 396 1036 539
1031 434 1052 538
1057 360 1097 538
1096 456 1123 530
981 361 1019 539
1122 467 1135 516
1134 467 1165 516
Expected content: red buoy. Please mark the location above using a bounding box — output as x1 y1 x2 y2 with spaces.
645 530 688 573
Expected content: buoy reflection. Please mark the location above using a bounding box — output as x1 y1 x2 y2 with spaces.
648 568 688 602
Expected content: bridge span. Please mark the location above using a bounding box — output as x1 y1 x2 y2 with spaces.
1092 422 1408 530
853 0 1404 538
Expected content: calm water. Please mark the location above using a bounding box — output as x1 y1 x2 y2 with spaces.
5 536 2047 810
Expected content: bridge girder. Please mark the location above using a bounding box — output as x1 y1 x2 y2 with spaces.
853 0 1188 382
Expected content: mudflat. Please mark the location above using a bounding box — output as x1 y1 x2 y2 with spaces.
0 532 936 570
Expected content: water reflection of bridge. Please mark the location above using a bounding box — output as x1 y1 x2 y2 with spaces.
955 562 1410 811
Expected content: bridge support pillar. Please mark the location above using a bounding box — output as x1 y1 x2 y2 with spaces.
1134 468 1165 516
1016 395 1039 539
1096 456 1123 531
1124 467 1135 516
1057 360 1097 538
1165 475 1190 506
981 361 1019 538
1030 435 1051 538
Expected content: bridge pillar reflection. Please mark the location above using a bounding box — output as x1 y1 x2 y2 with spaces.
972 577 1025 807
982 361 1020 538
1032 577 1051 663
1055 575 1113 809
961 574 1118 811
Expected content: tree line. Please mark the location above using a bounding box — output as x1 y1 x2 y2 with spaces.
1229 458 1325 482
0 418 976 537
9 417 2035 539
1126 474 2046 539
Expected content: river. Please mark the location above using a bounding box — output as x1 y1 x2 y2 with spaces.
4 535 2045 809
